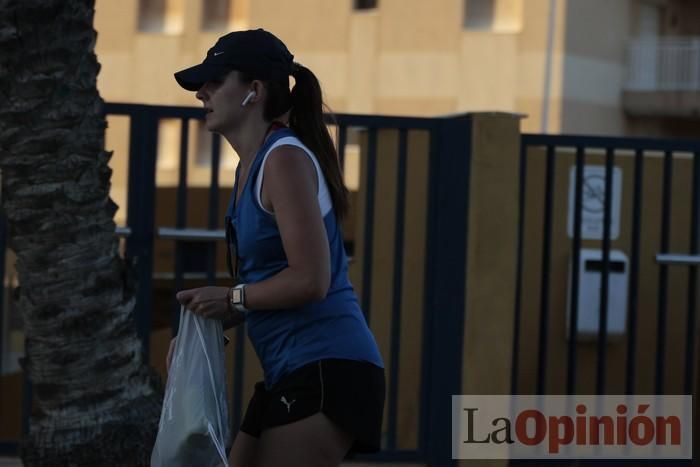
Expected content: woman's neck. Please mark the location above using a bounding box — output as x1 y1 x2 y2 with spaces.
222 118 271 170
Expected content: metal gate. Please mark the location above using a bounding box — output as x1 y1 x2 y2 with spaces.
107 104 474 464
0 104 477 463
510 134 700 466
4 106 697 465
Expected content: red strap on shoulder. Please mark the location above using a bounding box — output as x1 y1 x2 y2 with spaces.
268 121 287 132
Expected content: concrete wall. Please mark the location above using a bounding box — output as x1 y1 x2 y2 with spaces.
559 0 629 135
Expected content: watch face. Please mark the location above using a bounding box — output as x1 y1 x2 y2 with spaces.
232 289 243 304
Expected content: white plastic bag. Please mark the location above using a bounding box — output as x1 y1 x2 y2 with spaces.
151 306 231 467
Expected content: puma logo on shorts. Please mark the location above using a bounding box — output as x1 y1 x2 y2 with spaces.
240 359 385 454
280 396 296 413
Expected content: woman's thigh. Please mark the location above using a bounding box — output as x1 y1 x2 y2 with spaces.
257 412 354 467
227 431 260 467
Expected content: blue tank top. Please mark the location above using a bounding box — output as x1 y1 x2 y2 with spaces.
226 128 384 388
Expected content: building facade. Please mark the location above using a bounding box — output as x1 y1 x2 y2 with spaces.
93 0 700 222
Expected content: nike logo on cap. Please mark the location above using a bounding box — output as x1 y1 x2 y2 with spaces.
213 51 224 56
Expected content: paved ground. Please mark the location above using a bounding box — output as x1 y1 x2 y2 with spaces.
0 458 424 467
344 464 425 467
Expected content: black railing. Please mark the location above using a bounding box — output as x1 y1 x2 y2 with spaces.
512 134 700 465
111 104 476 465
3 105 698 465
0 103 468 465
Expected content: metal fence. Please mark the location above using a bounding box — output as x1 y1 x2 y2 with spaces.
112 104 478 465
510 134 700 466
0 104 477 464
2 104 699 465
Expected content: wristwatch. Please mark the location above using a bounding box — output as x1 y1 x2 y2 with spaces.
228 284 249 315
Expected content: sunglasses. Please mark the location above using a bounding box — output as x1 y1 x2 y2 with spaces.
224 215 239 281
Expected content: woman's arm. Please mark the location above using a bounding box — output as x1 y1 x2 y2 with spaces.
176 145 331 319
244 145 331 309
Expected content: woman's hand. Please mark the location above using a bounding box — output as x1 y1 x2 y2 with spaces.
176 286 232 321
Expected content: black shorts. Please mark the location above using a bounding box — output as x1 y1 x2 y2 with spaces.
239 358 385 454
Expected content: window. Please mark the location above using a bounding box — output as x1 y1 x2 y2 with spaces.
138 0 184 34
464 0 494 30
202 0 234 31
354 0 378 11
464 0 522 32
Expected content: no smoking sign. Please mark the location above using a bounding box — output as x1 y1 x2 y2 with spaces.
567 165 622 240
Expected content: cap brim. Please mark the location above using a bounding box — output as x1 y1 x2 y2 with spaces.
174 63 230 91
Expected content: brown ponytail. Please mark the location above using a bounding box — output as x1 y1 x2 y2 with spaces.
288 65 348 220
239 66 349 220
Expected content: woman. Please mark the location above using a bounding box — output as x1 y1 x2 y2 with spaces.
168 29 385 467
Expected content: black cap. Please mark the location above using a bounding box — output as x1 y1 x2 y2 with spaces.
174 29 294 91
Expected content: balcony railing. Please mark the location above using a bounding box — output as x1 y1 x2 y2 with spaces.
625 37 700 91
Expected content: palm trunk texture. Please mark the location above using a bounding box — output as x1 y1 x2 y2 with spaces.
0 1 163 465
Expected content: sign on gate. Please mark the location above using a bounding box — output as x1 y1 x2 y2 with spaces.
567 165 622 240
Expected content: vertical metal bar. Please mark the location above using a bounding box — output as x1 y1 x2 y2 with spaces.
626 149 644 394
0 212 5 376
125 110 158 357
511 142 527 395
360 128 378 324
567 146 585 394
21 379 32 438
207 134 221 285
423 116 471 467
125 111 145 338
231 325 245 433
656 150 674 395
684 151 699 394
227 131 244 432
0 213 11 442
0 443 19 456
536 145 556 395
176 121 190 212
338 125 348 171
337 125 351 255
172 118 189 335
596 147 615 395
419 127 440 456
386 129 408 450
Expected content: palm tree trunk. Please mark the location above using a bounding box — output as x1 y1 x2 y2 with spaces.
0 1 162 465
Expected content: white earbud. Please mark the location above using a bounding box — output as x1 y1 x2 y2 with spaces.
240 90 256 107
